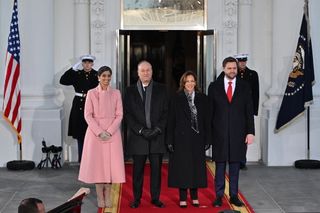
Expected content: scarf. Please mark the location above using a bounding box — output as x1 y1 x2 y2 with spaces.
186 91 199 134
137 80 153 128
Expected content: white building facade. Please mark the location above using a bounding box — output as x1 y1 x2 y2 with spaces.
0 0 319 166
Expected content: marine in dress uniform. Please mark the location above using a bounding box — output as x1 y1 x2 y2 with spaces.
60 54 99 162
234 54 259 116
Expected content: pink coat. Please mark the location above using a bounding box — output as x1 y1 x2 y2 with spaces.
78 85 125 183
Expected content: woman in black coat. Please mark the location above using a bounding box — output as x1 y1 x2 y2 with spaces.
167 71 211 208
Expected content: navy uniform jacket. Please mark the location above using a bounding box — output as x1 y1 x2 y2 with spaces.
238 67 259 115
60 68 98 139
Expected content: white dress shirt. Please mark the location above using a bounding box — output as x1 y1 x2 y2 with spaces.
224 76 236 95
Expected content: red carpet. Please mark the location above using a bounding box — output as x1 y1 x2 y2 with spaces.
115 162 254 213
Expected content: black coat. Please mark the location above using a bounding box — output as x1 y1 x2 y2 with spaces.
218 67 259 115
167 91 211 188
60 68 98 139
124 81 169 155
238 67 259 115
208 77 254 162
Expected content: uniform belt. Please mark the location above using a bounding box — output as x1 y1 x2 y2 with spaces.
75 92 86 97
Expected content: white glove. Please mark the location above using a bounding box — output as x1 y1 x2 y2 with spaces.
99 131 111 141
72 60 82 71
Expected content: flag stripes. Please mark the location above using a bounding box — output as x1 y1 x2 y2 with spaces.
2 0 22 143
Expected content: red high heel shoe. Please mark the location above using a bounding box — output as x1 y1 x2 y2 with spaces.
97 207 104 213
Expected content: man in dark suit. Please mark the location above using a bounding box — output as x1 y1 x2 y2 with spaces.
216 54 259 170
124 60 168 208
208 57 255 207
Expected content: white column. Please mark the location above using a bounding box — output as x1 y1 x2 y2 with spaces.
238 0 262 162
74 0 90 56
238 0 252 56
19 0 57 108
90 0 121 85
91 0 106 69
0 0 63 165
222 0 238 57
61 0 91 163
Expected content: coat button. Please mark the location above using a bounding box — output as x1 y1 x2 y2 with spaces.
80 108 82 110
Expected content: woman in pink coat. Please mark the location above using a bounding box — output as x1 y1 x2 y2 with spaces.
78 66 125 213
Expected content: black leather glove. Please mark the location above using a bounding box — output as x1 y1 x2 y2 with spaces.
205 144 211 151
148 127 161 139
167 144 174 153
140 128 154 139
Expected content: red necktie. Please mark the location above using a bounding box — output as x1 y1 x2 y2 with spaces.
227 81 232 103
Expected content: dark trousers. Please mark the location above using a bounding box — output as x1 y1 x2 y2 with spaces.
77 138 84 163
132 154 163 201
215 161 240 198
179 188 198 201
240 146 248 168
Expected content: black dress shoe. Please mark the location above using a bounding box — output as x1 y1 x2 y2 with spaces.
130 200 140 208
151 200 165 208
191 200 199 207
213 197 222 207
240 165 248 170
179 201 187 208
230 196 244 207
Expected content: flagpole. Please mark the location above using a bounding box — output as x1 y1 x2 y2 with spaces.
294 0 320 169
305 0 311 161
307 107 310 160
19 138 22 161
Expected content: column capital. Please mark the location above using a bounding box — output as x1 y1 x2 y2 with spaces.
91 0 104 15
223 0 238 56
90 0 106 68
74 0 90 5
239 0 252 6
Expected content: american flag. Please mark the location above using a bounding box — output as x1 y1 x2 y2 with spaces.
2 0 22 143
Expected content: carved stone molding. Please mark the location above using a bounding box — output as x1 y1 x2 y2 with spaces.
239 0 252 6
91 0 104 15
90 0 106 57
74 0 90 5
223 0 238 56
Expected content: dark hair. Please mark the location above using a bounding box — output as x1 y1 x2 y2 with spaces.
178 71 199 92
222 57 238 68
18 198 43 213
98 66 112 76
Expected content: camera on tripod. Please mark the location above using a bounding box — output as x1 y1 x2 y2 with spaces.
37 139 63 169
41 140 62 154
